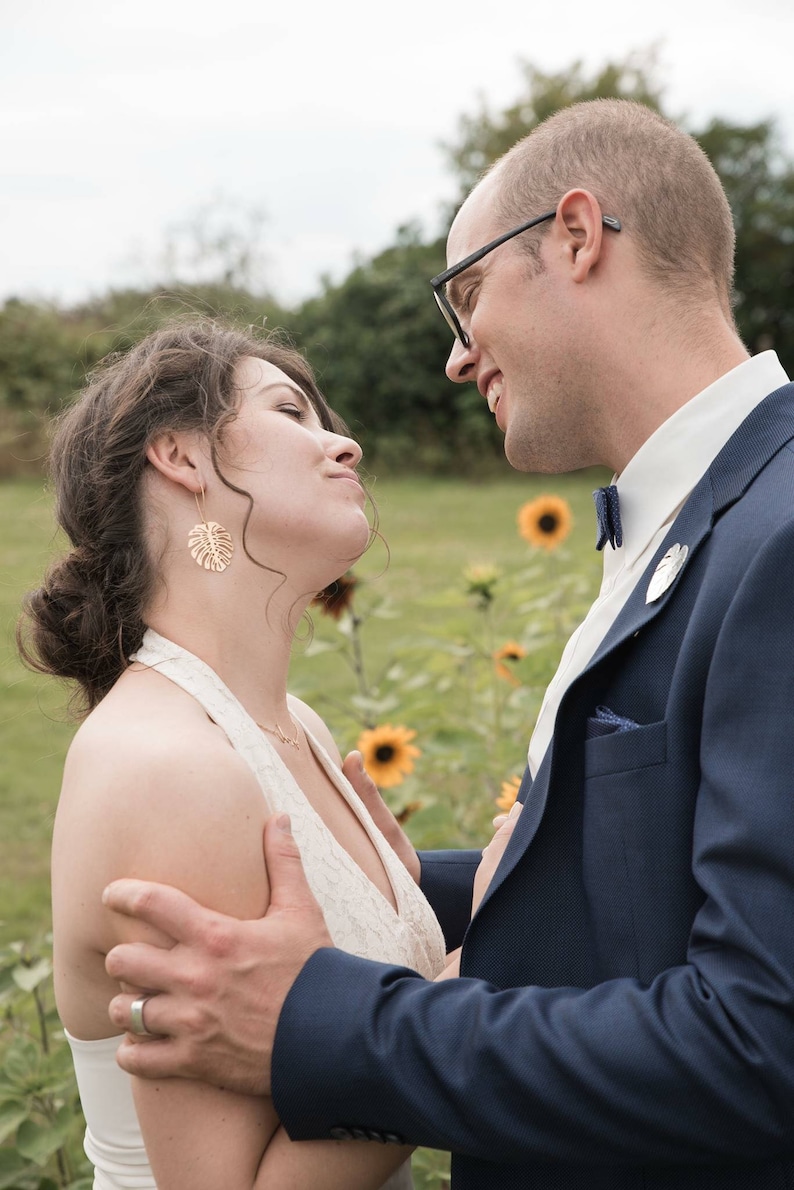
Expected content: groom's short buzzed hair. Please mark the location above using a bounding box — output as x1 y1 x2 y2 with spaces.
487 98 736 315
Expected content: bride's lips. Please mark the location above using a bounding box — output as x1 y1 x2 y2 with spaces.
330 471 365 498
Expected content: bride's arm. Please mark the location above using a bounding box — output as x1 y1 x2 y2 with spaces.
134 1074 414 1190
97 727 412 1190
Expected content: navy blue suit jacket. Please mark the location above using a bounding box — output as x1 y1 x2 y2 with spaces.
273 383 794 1188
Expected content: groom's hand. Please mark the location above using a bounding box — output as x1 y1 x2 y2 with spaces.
342 750 421 883
104 814 332 1096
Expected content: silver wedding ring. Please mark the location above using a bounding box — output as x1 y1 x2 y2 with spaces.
129 994 154 1037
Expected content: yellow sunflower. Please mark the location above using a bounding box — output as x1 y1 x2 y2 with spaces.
517 495 573 551
493 640 527 686
312 572 357 619
496 774 522 813
357 724 421 789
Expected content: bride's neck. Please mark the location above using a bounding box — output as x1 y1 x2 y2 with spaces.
144 578 307 723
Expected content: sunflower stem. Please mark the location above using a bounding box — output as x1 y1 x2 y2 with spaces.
483 600 504 741
348 612 371 701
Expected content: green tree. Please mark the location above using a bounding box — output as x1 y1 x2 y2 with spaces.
695 118 794 364
0 300 115 475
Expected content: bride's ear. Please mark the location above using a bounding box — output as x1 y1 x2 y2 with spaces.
145 432 205 494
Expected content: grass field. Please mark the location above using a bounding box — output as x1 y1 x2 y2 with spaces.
0 469 606 1188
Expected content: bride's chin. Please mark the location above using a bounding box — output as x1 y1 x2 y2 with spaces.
310 532 371 586
347 516 375 559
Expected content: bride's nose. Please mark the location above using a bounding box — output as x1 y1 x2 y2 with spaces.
326 431 363 468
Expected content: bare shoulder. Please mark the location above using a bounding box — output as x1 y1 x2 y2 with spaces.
56 666 270 921
288 694 343 765
53 665 272 1038
66 665 251 792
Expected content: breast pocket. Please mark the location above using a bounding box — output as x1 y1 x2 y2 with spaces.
584 717 668 777
581 718 692 980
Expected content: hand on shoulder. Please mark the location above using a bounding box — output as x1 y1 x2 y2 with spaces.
105 812 333 1096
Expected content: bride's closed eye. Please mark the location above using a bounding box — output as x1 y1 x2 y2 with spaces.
278 403 309 421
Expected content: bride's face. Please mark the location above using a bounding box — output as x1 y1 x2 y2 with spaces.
216 357 370 582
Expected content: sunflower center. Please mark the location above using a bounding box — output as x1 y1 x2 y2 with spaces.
539 514 559 534
375 745 395 763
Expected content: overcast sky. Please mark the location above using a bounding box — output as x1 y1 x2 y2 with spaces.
3 0 793 309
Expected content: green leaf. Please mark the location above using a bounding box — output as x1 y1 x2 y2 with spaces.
334 615 356 640
43 1042 79 1087
401 672 432 692
369 603 400 620
300 638 341 657
0 1097 28 1143
349 693 400 718
3 1038 39 1084
0 1146 32 1189
12 958 52 993
0 969 20 1007
16 1104 72 1165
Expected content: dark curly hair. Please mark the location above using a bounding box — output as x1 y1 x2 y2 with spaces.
17 318 352 716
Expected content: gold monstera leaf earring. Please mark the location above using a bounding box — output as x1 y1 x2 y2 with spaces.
188 487 234 573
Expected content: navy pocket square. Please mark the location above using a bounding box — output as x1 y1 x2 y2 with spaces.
586 705 639 739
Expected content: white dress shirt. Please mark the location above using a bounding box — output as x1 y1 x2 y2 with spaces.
527 351 791 777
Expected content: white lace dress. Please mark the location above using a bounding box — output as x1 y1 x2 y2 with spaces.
66 628 447 1190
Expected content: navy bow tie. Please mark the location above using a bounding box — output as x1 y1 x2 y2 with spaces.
593 484 623 551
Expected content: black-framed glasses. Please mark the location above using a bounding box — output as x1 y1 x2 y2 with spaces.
430 209 622 346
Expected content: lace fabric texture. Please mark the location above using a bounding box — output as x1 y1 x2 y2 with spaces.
68 628 446 1190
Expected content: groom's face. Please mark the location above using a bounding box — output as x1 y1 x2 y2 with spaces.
441 175 604 476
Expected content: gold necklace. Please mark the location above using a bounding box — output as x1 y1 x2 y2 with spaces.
256 717 301 749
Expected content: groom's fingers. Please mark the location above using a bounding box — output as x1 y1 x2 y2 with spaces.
103 879 211 944
263 814 332 930
342 751 421 883
103 879 237 1002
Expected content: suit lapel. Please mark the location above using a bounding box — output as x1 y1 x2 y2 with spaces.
584 381 794 675
474 383 794 916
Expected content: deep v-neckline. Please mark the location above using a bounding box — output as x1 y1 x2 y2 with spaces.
280 724 405 922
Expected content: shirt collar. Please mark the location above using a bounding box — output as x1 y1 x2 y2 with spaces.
610 351 790 571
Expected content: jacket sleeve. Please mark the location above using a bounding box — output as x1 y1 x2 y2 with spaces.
272 523 794 1164
417 849 480 951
